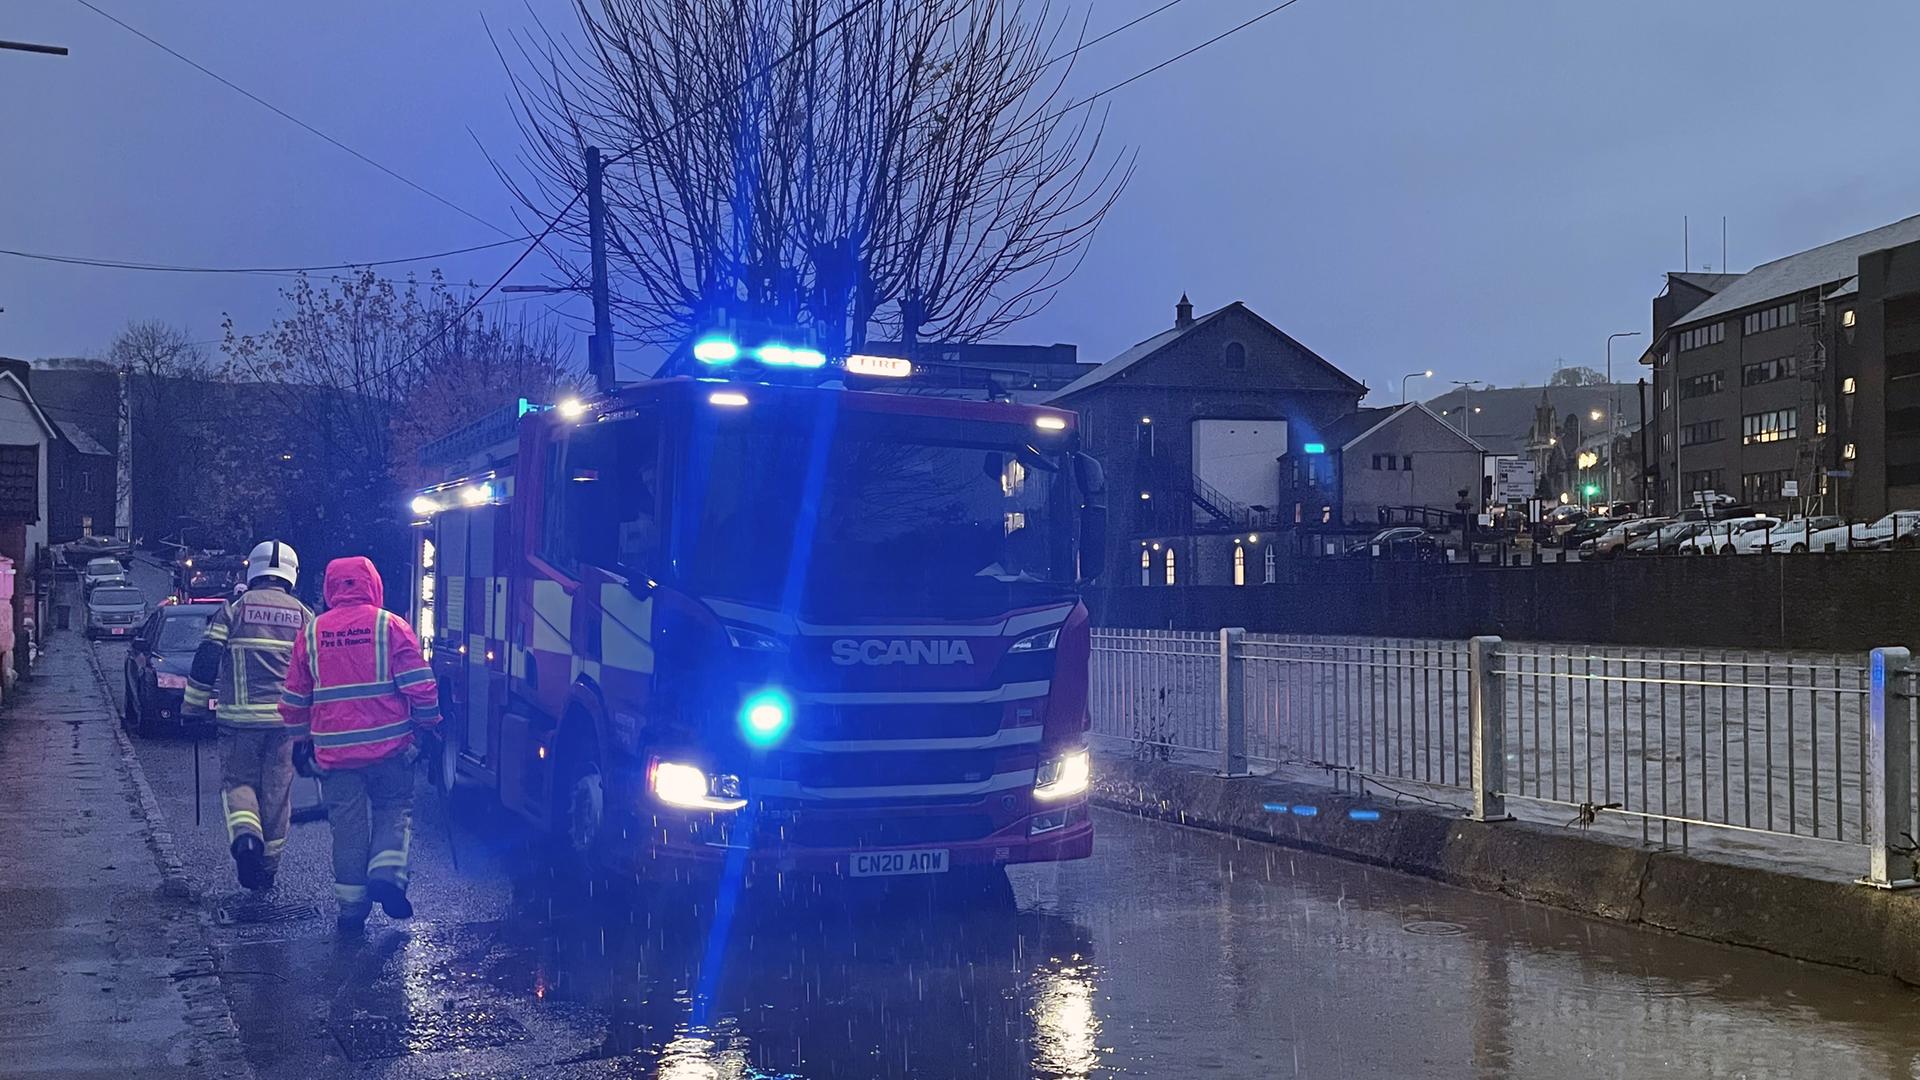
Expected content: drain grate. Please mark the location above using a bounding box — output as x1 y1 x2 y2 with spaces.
331 1013 529 1062
1402 920 1466 937
215 900 323 926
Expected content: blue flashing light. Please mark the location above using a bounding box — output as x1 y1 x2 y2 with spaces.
694 337 741 365
1302 442 1327 455
1262 802 1290 814
739 689 793 748
1348 808 1382 822
753 344 827 369
1290 804 1320 817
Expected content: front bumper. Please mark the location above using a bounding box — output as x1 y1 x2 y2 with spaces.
607 797 1093 879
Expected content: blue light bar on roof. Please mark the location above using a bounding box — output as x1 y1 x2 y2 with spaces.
1303 442 1327 454
754 344 826 369
693 337 740 364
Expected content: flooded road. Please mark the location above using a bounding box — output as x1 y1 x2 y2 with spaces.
114 713 1920 1077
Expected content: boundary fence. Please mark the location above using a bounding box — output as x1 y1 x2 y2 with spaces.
1088 629 1920 887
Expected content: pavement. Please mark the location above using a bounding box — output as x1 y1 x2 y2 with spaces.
0 606 247 1079
19 559 1920 1078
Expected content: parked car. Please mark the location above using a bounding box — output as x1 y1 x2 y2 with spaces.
1731 515 1843 554
62 534 132 568
1561 516 1614 549
1345 526 1439 560
122 602 221 735
81 556 128 591
1806 511 1920 553
1627 521 1708 556
1586 516 1669 558
1679 515 1780 555
85 584 149 640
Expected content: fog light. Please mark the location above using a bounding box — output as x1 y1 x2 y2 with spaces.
1034 749 1091 802
1030 811 1068 835
649 759 747 811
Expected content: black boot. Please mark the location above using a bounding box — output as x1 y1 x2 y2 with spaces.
336 909 368 933
230 835 265 891
367 880 413 920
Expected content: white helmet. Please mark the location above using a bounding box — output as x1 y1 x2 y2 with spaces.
247 540 298 588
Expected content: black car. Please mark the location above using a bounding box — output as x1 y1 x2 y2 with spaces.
123 602 222 735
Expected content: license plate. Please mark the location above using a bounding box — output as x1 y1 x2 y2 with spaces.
849 848 949 878
111 627 126 635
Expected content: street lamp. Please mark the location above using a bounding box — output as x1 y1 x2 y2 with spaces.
1449 379 1487 436
1605 330 1641 503
1401 369 1433 404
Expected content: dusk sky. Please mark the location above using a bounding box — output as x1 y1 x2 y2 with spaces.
5 0 1919 398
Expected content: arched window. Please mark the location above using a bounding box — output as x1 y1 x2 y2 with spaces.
1233 544 1246 586
1224 341 1247 370
1263 544 1276 584
1140 547 1151 586
1164 546 1177 585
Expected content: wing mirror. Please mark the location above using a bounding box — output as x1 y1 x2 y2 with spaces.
1073 452 1108 583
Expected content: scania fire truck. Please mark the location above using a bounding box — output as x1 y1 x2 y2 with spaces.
408 344 1107 881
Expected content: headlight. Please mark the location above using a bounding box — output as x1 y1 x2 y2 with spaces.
725 625 788 653
648 759 746 811
1034 749 1091 801
1008 627 1060 653
156 673 187 690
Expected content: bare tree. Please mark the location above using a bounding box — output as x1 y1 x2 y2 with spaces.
106 321 216 542
497 0 1131 357
223 271 575 565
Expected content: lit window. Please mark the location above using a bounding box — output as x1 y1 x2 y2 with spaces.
1263 545 1276 584
1164 547 1176 585
1845 443 1858 461
1233 545 1246 586
1843 377 1857 395
1004 511 1026 534
1843 309 1857 328
1001 459 1026 497
1140 547 1150 586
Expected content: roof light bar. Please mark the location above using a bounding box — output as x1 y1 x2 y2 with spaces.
693 337 740 365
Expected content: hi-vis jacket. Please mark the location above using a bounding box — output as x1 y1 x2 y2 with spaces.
184 583 313 727
279 557 440 770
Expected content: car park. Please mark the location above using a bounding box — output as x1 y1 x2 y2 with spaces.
1628 520 1708 556
1679 516 1779 555
1732 515 1843 554
1589 516 1670 558
85 585 149 640
1561 516 1614 549
122 602 221 735
1805 511 1920 553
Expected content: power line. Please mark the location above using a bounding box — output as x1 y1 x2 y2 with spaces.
0 237 535 278
70 0 511 238
343 0 890 391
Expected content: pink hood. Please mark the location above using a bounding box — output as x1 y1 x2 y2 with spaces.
323 556 383 609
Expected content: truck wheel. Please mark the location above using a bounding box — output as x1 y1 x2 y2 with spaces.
550 732 614 900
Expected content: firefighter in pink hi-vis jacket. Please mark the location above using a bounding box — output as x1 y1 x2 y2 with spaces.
279 557 440 930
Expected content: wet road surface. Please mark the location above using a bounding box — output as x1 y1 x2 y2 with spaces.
98 563 1920 1078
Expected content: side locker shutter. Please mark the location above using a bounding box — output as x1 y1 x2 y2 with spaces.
466 505 496 766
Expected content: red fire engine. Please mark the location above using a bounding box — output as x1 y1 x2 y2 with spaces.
409 344 1107 881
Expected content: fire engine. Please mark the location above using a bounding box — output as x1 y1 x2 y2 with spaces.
408 338 1108 882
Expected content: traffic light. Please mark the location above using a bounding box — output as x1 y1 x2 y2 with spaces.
1582 484 1599 499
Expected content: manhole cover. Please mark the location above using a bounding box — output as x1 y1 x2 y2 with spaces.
1402 920 1466 937
331 1014 529 1062
215 900 322 926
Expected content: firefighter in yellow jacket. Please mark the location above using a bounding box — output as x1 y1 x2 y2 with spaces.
183 541 313 892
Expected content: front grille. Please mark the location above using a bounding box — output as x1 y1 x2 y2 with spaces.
763 748 1027 788
793 702 1004 741
783 813 996 848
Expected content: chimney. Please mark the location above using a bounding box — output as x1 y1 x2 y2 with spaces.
1175 293 1194 330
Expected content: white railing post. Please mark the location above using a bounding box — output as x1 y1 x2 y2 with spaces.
1219 627 1248 777
1470 635 1509 821
1861 647 1916 889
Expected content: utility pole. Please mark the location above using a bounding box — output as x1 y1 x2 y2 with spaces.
586 145 615 393
114 364 133 542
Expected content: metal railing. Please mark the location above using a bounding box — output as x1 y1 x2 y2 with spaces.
1088 629 1920 887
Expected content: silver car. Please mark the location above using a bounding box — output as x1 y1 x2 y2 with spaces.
86 585 148 641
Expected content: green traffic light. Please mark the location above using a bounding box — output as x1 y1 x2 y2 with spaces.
1583 484 1599 497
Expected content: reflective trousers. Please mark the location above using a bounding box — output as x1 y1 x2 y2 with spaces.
219 727 297 872
319 754 414 916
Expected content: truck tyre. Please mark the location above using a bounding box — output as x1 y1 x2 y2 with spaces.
550 725 614 901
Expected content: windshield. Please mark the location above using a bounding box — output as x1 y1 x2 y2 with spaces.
87 560 119 574
156 613 214 652
676 412 1077 610
93 588 144 606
